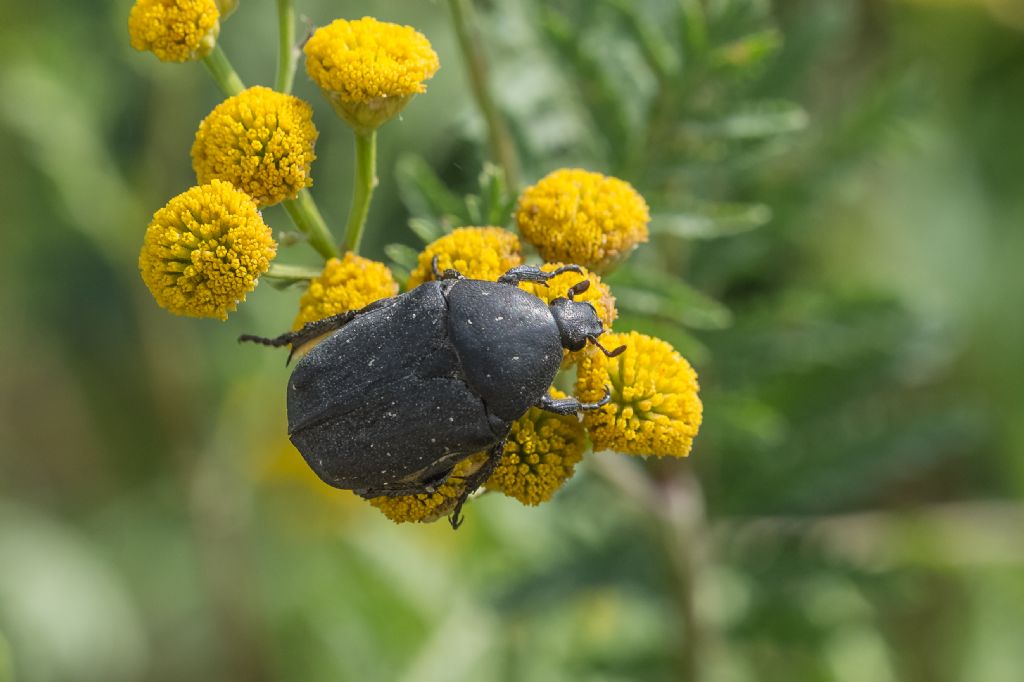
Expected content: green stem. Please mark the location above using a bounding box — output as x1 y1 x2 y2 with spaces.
265 262 322 282
275 0 297 93
446 0 520 189
201 45 245 97
283 190 339 260
342 130 377 254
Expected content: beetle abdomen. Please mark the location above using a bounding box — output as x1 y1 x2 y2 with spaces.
446 279 563 422
286 283 498 491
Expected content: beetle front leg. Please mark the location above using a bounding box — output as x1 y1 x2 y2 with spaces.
448 440 505 529
497 264 584 287
535 387 612 415
239 296 397 363
431 255 465 281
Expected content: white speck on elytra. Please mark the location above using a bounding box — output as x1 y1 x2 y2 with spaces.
467 319 473 325
495 316 504 321
368 358 375 367
430 438 436 443
448 417 454 422
512 356 520 360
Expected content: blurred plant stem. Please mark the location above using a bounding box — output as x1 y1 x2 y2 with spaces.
266 262 321 282
283 190 340 259
201 43 339 260
446 0 521 189
591 455 712 681
342 130 377 254
202 45 245 96
275 0 297 93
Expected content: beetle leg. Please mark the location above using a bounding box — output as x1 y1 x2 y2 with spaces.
535 387 612 415
239 296 398 364
448 440 505 529
430 255 465 281
497 264 584 286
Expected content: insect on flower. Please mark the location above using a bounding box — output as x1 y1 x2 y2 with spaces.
241 259 626 527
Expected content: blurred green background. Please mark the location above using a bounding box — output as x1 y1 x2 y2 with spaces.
2 0 1023 680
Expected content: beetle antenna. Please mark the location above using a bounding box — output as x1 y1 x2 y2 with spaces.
567 280 590 300
589 335 626 357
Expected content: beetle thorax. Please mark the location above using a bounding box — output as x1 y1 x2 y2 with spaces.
549 298 604 351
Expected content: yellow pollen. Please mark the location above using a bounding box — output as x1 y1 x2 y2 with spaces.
407 227 523 289
128 0 220 63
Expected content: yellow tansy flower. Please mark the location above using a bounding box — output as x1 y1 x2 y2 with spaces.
304 16 440 132
293 253 398 329
138 180 277 320
406 227 523 289
516 169 650 273
191 86 318 207
369 456 483 524
485 390 587 506
128 0 220 63
576 331 702 457
516 262 617 365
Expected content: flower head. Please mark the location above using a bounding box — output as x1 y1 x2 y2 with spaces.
516 169 650 273
128 0 220 63
406 227 522 289
138 180 276 319
369 456 483 524
191 86 318 207
485 390 587 505
576 331 702 457
516 262 617 365
304 17 440 132
293 253 398 329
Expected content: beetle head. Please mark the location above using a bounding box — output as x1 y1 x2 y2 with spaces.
549 280 627 357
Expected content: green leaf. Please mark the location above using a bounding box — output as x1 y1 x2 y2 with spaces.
711 100 809 139
407 217 443 244
607 266 732 330
479 163 513 227
395 154 465 220
651 202 772 239
709 28 782 71
602 0 681 79
384 243 420 270
464 194 483 226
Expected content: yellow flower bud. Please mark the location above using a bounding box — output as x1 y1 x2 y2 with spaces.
406 227 523 289
128 0 220 63
576 331 702 457
368 456 483 524
303 17 440 133
138 180 276 320
293 254 399 330
516 169 650 273
485 390 587 505
191 86 318 207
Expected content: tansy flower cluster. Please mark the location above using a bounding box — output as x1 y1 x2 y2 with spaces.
127 3 703 527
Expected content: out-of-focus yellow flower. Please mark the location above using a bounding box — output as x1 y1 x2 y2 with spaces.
485 390 587 505
516 169 650 273
303 16 440 132
406 227 522 289
128 0 220 63
369 456 483 524
293 253 398 329
138 180 276 320
576 331 702 457
191 86 318 207
516 262 617 365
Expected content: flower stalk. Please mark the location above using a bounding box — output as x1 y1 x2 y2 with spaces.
446 0 520 189
282 190 340 259
201 45 245 96
342 130 377 254
275 0 297 93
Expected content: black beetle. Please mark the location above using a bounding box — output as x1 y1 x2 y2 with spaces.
241 259 624 527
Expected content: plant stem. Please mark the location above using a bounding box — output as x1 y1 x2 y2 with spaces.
275 0 297 93
342 130 377 254
199 46 337 260
265 262 322 282
446 0 521 189
283 191 340 260
202 45 245 97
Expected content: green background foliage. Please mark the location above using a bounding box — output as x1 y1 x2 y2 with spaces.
2 0 1023 680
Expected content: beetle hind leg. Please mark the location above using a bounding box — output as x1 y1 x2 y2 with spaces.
239 296 397 363
535 387 612 415
448 440 505 529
